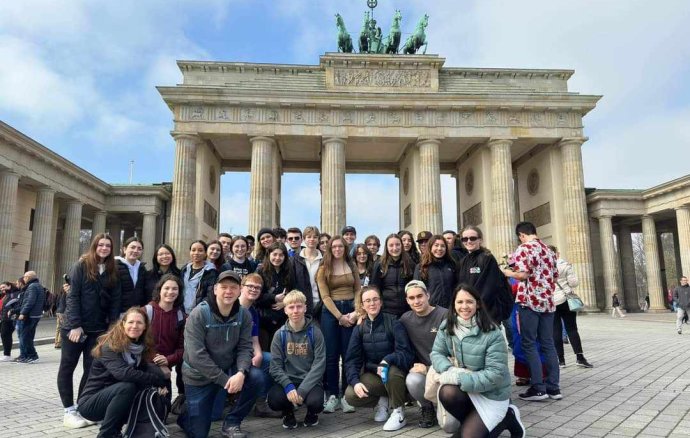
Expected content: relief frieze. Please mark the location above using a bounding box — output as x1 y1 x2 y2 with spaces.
333 68 431 88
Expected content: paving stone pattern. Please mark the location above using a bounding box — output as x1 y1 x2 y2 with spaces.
2 313 689 437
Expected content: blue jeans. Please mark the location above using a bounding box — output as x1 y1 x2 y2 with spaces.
210 351 273 419
518 306 560 393
17 318 39 359
178 366 261 437
321 300 355 397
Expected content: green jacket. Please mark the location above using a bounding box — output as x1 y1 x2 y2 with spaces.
430 320 511 401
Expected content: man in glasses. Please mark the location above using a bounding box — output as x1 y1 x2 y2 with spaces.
239 273 281 418
286 228 303 258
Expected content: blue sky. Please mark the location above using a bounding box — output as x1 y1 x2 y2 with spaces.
2 0 690 238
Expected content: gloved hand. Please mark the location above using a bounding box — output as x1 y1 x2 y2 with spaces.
439 367 466 385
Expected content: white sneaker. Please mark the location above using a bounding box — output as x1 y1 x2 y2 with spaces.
323 395 341 413
341 396 356 413
374 396 389 422
1 355 11 362
63 411 89 429
383 407 406 431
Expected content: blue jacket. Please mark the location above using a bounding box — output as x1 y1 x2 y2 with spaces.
19 278 45 319
431 319 511 401
344 312 414 386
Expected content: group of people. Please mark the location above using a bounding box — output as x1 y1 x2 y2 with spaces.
0 220 598 438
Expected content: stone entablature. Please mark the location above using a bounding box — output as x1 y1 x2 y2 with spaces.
107 185 170 215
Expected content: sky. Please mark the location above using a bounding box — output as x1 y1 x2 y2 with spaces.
2 0 690 239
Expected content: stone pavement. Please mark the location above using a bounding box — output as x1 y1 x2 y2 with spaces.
2 312 689 437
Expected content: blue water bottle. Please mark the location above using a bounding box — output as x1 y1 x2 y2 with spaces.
381 364 389 384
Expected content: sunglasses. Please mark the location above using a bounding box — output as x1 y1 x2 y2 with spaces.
287 237 301 241
461 236 480 243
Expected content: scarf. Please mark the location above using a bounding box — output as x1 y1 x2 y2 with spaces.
453 315 477 342
122 342 144 367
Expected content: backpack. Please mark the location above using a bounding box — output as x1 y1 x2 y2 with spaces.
279 325 315 357
144 304 185 328
123 387 169 438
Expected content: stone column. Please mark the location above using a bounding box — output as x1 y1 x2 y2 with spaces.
142 213 158 265
489 138 516 259
417 138 443 234
675 206 690 277
618 224 639 311
642 215 665 310
248 136 276 237
0 171 19 280
559 138 597 310
29 188 56 281
598 216 621 309
92 210 107 236
60 201 83 280
169 133 199 257
321 137 347 236
109 218 122 256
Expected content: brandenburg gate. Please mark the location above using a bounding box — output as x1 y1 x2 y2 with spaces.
157 52 601 308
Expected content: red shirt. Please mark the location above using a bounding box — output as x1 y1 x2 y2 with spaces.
512 239 558 313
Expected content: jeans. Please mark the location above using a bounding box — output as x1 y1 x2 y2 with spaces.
17 318 40 359
517 306 559 393
57 329 103 408
1 319 15 356
210 353 271 420
79 381 137 438
179 366 262 438
553 302 584 360
320 299 355 397
406 371 433 408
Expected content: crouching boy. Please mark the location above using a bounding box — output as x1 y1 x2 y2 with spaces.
268 290 326 429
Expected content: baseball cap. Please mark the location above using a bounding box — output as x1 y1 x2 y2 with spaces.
341 225 357 235
416 231 432 242
405 280 428 294
257 228 275 240
216 271 241 284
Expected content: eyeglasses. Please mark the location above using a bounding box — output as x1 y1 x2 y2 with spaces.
287 237 301 241
362 297 381 304
461 236 480 243
244 284 261 291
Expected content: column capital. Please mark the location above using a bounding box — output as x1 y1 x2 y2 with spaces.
36 187 56 194
674 205 690 212
171 132 201 142
416 137 443 146
598 214 613 220
141 211 159 217
322 136 347 145
558 137 589 148
249 135 276 145
487 137 516 148
0 169 20 178
65 199 83 207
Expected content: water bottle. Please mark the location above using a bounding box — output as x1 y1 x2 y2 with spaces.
381 365 389 384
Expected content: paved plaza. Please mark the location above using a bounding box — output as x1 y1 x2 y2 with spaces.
2 312 689 437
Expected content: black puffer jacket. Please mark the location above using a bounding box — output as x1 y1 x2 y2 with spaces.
19 278 46 318
290 256 315 315
370 259 413 318
1 285 20 322
64 260 121 333
456 248 514 322
116 258 149 312
344 312 414 385
413 259 457 308
145 266 181 299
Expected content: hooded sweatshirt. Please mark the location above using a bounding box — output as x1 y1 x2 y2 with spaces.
148 301 185 367
181 261 217 314
269 315 326 398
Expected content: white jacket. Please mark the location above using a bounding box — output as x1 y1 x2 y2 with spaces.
553 259 579 305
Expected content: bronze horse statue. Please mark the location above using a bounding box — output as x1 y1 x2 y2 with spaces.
358 11 369 53
402 14 428 54
336 13 353 53
384 10 402 54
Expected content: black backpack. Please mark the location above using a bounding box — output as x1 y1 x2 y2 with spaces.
124 387 169 438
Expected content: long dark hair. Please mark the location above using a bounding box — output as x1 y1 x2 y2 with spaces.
151 244 180 276
354 243 374 276
152 273 184 309
446 283 497 335
81 233 118 285
398 230 420 262
321 235 356 278
380 233 413 277
207 240 224 271
419 235 454 280
260 242 294 292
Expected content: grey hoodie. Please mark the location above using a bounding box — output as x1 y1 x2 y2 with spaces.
182 298 253 388
269 316 326 399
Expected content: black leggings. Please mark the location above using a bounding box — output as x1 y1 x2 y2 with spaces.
267 383 324 415
553 302 584 360
439 384 488 438
79 382 138 438
57 330 102 408
1 320 15 356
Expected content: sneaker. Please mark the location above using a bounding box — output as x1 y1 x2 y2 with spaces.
253 398 281 418
63 411 89 429
547 389 563 400
323 395 340 413
505 404 526 438
559 359 566 368
576 357 594 368
10 356 27 364
518 387 548 401
563 336 570 344
1 355 11 362
25 356 39 364
282 411 298 429
304 411 319 427
374 396 389 422
340 396 355 413
418 405 437 428
221 423 247 438
382 407 406 431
